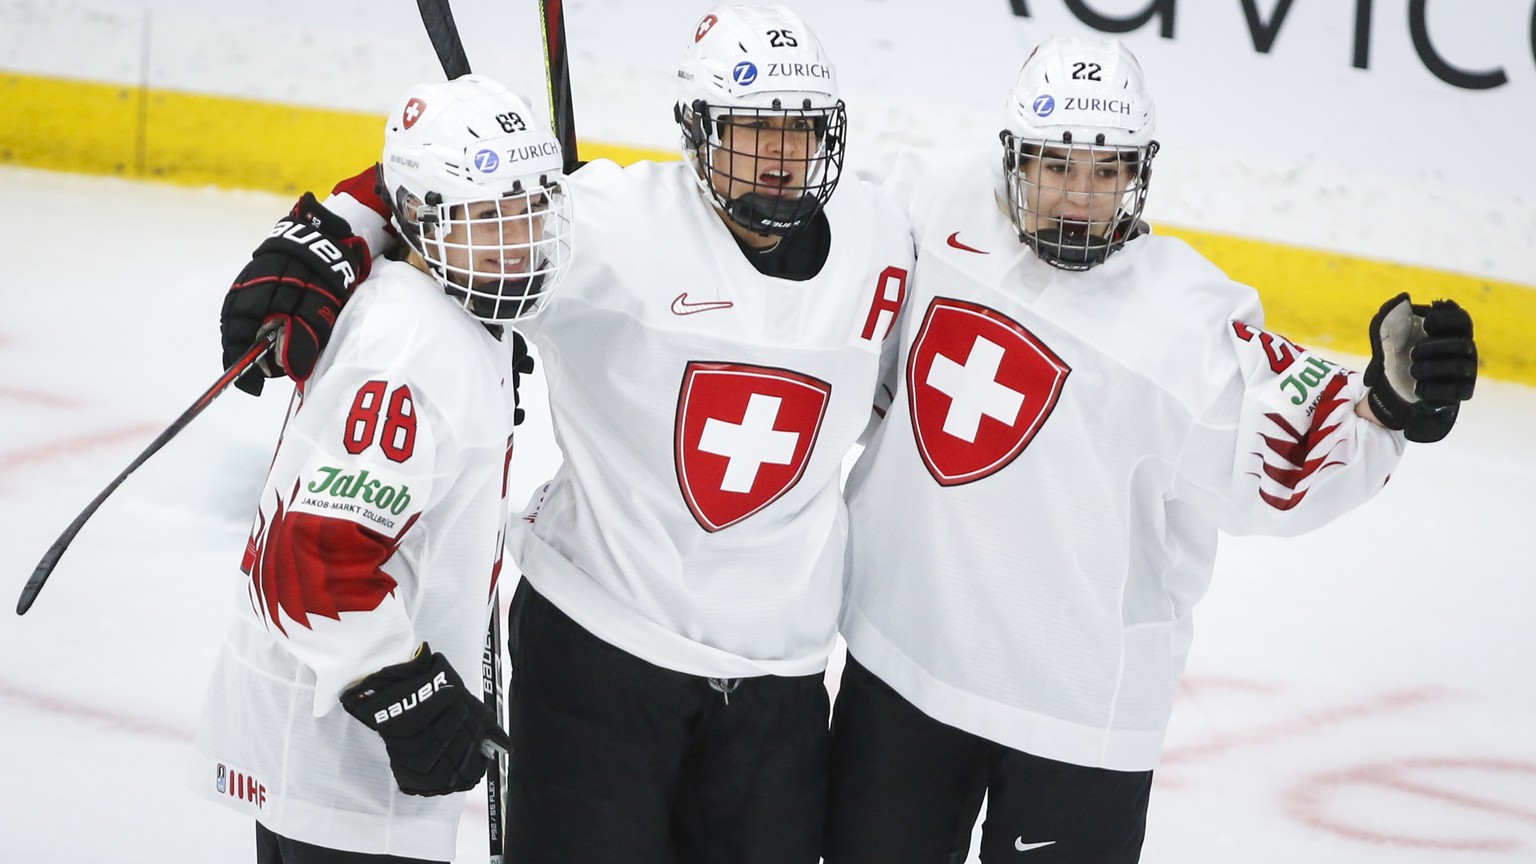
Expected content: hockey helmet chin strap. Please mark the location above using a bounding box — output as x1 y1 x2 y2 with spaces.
725 192 823 238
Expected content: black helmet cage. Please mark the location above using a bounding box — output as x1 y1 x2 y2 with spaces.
677 97 848 238
1001 130 1159 271
386 176 571 322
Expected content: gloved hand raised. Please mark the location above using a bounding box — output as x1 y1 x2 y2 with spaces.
1363 293 1477 443
220 192 371 395
340 645 511 797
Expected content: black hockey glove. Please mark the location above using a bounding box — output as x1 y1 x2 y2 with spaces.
220 193 371 395
340 645 511 797
1363 292 1477 443
512 330 535 426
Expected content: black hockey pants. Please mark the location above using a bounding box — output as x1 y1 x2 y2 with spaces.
504 579 830 864
824 654 1153 864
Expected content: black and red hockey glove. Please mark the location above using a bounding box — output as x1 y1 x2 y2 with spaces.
220 193 371 395
1363 293 1477 443
341 645 511 797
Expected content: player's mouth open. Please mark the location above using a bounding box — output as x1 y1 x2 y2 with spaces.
758 167 794 194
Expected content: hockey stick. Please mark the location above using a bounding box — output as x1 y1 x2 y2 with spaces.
410 5 513 861
481 585 509 864
538 0 580 173
415 0 472 79
16 325 282 616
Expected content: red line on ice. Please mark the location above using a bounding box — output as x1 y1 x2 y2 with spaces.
1163 687 1450 764
0 387 76 409
0 423 162 478
0 679 191 742
1287 758 1536 851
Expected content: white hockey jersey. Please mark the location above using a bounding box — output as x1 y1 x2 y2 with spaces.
193 260 518 859
510 159 914 678
841 149 1407 772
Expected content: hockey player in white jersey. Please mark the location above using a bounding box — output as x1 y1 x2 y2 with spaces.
194 75 573 862
824 36 1478 864
213 6 913 862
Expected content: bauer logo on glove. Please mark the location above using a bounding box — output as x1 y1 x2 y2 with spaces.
340 644 511 797
366 667 452 725
267 216 365 290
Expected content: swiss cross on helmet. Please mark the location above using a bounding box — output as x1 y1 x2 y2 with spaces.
381 75 575 322
1001 37 1159 271
674 4 847 238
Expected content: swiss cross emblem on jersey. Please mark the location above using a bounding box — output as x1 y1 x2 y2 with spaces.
675 361 830 532
906 297 1070 486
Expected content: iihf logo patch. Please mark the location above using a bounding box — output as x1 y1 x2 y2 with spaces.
733 61 759 86
214 762 268 810
474 149 500 173
1032 95 1055 118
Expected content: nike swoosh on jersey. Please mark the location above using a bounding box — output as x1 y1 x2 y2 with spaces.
671 293 736 315
946 232 990 255
1015 839 1057 852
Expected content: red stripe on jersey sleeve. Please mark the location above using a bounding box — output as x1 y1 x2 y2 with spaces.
331 164 394 225
1255 374 1353 510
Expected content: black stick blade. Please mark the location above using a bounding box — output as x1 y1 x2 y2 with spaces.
18 523 90 615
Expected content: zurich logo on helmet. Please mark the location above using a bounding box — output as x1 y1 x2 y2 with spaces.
733 61 759 86
1032 95 1055 118
474 149 501 172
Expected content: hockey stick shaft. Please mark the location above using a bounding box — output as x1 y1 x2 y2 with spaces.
538 0 579 173
16 326 281 616
416 0 472 78
480 586 509 863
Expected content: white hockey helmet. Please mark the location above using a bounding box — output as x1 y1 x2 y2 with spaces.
675 5 847 237
1001 36 1159 270
381 74 574 322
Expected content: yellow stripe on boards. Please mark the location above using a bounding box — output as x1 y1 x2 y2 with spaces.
142 88 382 195
1157 225 1534 385
3 70 1529 385
3 74 141 176
3 72 382 195
580 141 676 166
